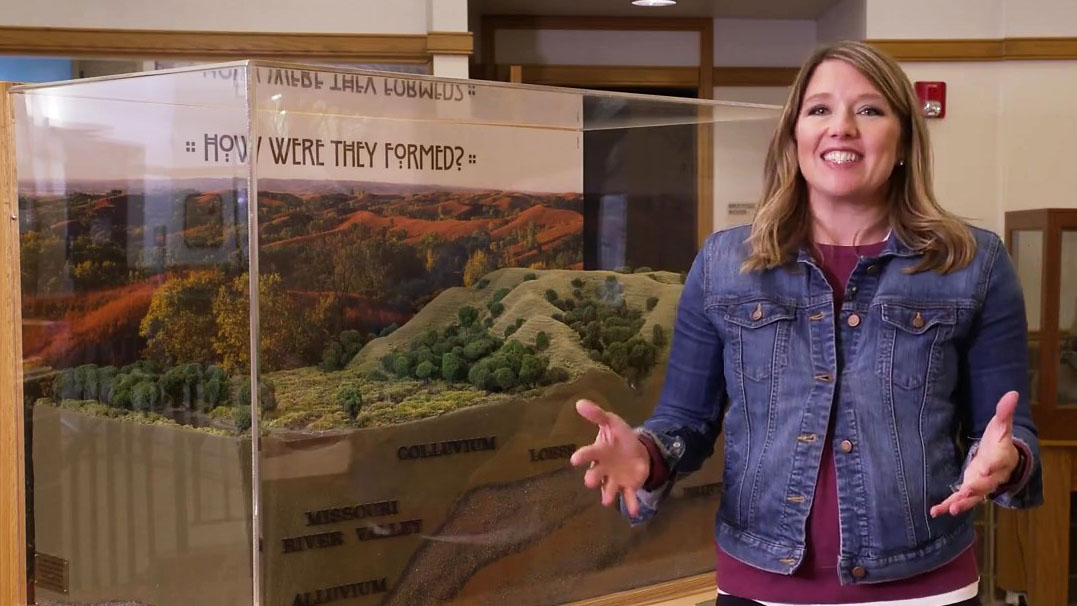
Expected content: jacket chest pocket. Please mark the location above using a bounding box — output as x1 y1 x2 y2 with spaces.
721 300 796 382
875 303 957 390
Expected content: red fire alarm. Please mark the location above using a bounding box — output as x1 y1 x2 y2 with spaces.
914 81 946 119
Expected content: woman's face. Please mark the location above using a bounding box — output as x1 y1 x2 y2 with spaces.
795 59 903 209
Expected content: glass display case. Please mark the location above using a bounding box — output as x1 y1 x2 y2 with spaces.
9 61 778 606
1005 208 1077 440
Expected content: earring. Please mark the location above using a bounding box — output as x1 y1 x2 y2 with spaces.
898 160 905 167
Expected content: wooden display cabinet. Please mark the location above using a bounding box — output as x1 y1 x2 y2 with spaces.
999 208 1077 606
1005 208 1077 439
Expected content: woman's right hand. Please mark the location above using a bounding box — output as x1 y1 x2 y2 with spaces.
569 399 651 517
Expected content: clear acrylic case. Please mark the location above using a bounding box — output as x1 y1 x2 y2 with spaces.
11 61 778 605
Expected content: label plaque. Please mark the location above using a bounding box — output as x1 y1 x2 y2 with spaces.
34 551 69 594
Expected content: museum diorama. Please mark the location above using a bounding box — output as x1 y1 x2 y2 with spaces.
11 61 778 606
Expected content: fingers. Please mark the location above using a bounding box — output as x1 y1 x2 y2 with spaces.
570 443 605 468
582 464 605 489
575 399 611 427
931 482 990 517
929 492 959 518
574 399 644 515
622 486 641 517
932 464 1004 518
600 473 619 507
991 391 1018 443
956 472 998 501
931 491 984 517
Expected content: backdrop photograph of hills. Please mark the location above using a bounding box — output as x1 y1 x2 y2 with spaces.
16 178 687 434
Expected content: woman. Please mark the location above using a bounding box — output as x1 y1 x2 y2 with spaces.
570 40 1042 606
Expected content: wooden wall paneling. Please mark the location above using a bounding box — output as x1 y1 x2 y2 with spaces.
713 67 797 87
867 39 1005 62
995 445 1075 603
0 25 471 63
869 37 1077 62
482 65 799 88
994 506 1029 593
1042 218 1064 412
0 80 28 606
1026 445 1073 605
482 15 712 32
697 20 714 246
425 31 473 55
500 65 698 88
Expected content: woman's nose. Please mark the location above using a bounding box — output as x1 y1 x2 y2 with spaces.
828 111 858 138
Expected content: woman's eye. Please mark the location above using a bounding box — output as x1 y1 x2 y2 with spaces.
858 106 884 116
806 105 828 116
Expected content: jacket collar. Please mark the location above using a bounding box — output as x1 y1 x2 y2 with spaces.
794 229 918 265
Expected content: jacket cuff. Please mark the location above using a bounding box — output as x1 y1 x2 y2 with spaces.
992 439 1033 496
618 427 686 525
961 429 1043 509
638 434 670 491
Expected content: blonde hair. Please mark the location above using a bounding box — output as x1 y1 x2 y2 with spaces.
742 40 975 274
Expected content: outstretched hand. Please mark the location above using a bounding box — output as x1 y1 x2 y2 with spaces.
569 399 651 517
930 390 1021 518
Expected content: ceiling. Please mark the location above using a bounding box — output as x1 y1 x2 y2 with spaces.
471 0 842 20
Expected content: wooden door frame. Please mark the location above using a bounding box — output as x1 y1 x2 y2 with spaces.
480 15 717 247
479 15 714 95
1 80 28 606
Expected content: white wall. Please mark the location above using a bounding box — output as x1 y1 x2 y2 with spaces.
1003 0 1077 36
714 19 817 66
4 0 430 33
708 20 815 229
997 61 1077 212
713 116 780 229
896 63 1003 229
865 0 1004 39
710 85 787 230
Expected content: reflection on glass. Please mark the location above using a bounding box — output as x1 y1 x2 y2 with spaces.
14 69 254 605
1059 230 1077 406
1011 230 1044 402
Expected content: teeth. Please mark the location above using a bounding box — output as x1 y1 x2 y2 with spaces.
823 151 861 164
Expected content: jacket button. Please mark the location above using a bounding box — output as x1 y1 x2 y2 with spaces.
840 440 854 453
866 265 879 275
911 311 925 329
847 313 861 327
751 303 763 321
852 566 867 579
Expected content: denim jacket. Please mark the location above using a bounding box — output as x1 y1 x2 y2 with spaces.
635 224 1043 585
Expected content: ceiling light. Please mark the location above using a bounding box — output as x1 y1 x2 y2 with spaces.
632 0 677 6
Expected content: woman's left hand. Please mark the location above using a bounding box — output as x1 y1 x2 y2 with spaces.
930 390 1021 518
